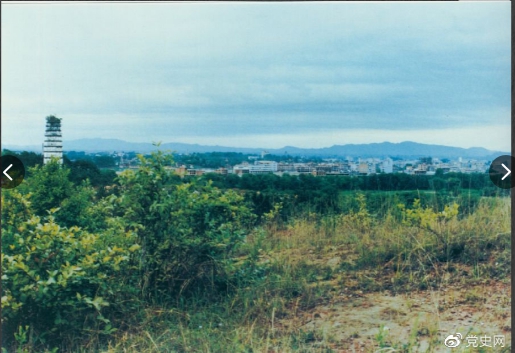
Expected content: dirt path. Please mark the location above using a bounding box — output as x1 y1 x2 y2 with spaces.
279 280 510 352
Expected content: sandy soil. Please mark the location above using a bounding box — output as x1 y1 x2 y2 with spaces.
278 280 510 352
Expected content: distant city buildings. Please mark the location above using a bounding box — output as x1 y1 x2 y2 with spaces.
43 115 63 164
233 160 278 174
103 150 490 178
163 156 490 177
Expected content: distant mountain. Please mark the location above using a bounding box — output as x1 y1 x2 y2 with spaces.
3 138 507 159
65 139 265 154
271 141 506 159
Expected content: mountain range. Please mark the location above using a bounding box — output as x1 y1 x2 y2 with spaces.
3 138 507 159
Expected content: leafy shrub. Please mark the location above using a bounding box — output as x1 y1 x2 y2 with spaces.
400 198 461 261
1 190 32 251
1 203 139 349
341 193 372 232
20 161 74 218
18 161 106 232
55 180 109 232
115 151 255 300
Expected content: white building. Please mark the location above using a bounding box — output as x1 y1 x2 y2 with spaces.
43 115 63 164
233 160 278 174
381 158 393 174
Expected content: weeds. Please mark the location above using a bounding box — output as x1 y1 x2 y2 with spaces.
3 188 510 352
85 194 510 352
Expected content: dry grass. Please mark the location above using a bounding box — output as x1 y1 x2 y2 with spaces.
9 196 509 352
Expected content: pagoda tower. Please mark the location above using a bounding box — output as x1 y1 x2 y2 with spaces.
43 115 63 164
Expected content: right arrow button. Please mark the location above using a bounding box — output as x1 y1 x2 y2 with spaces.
501 163 511 181
489 155 514 189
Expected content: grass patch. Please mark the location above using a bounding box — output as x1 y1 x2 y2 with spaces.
4 193 510 352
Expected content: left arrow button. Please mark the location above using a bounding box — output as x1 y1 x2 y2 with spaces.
3 164 13 181
1 155 25 189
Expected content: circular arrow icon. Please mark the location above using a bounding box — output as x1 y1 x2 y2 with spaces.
1 155 25 189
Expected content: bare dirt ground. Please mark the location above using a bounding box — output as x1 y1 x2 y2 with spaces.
277 279 510 352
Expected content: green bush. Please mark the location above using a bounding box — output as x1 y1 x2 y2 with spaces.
18 161 107 232
1 166 140 349
115 151 256 300
20 161 74 218
1 209 139 349
1 190 32 252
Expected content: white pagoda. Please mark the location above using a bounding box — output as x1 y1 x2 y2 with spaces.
43 115 63 164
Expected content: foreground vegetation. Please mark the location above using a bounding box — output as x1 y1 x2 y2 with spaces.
1 152 511 352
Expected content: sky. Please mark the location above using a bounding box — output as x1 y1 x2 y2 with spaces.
1 2 511 151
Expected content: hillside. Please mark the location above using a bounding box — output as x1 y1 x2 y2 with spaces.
3 139 507 159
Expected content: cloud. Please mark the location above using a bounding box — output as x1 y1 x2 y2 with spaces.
1 2 510 150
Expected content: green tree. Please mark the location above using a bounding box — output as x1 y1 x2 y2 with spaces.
68 160 101 185
116 151 255 300
19 159 107 231
2 149 43 168
22 159 74 217
93 155 116 168
57 180 108 231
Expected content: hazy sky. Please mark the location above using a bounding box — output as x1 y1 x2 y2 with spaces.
1 2 511 151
